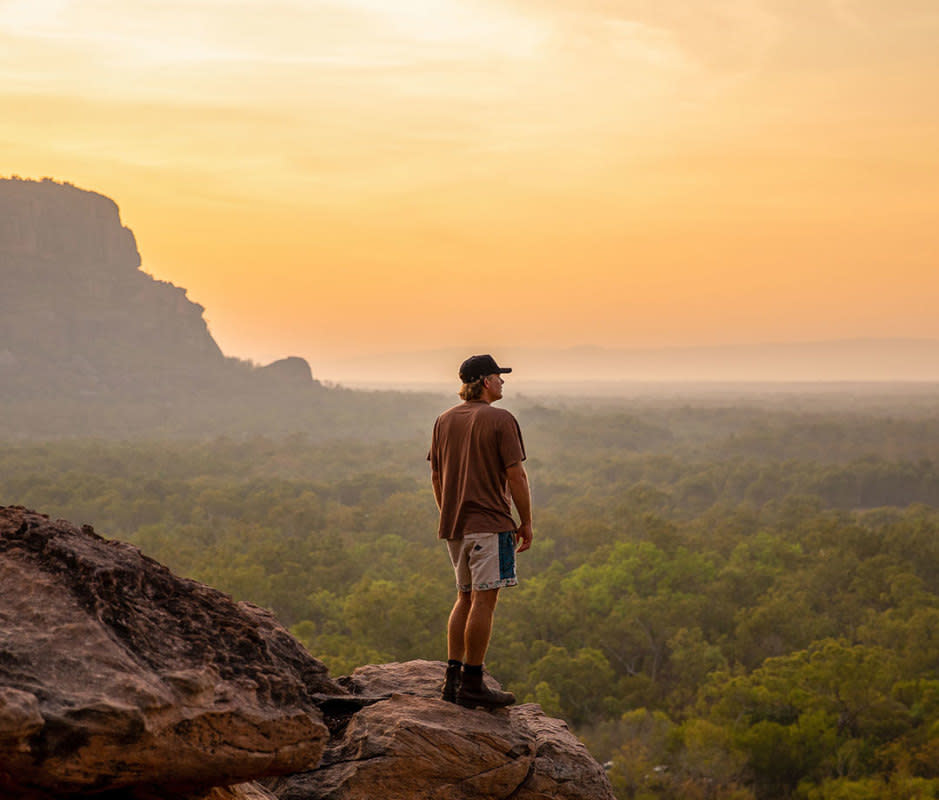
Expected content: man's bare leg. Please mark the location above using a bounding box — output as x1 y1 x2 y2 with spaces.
458 588 515 709
441 591 472 702
447 591 472 661
464 588 499 665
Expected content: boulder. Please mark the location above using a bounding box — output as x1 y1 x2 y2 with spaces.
141 781 281 800
259 357 316 386
0 506 341 797
269 660 615 800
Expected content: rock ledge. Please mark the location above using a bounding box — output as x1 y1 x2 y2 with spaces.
0 507 614 800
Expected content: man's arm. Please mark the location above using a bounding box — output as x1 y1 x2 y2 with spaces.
505 462 533 553
431 468 442 511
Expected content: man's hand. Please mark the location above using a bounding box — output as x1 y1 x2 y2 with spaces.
506 462 533 553
515 521 533 553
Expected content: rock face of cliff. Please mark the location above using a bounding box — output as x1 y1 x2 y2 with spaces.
0 177 232 396
0 177 141 273
0 506 615 800
0 177 321 404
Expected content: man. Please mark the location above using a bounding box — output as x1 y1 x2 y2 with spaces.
428 354 533 709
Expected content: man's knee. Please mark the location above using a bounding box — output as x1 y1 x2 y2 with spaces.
470 588 500 611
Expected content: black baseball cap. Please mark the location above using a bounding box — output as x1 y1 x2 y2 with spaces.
459 354 512 383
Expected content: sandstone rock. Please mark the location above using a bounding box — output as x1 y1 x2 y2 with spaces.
509 705 615 800
268 694 533 800
63 780 280 800
0 176 140 269
139 781 281 800
0 507 613 800
0 177 227 399
259 357 316 387
0 506 343 797
207 784 280 800
270 660 616 800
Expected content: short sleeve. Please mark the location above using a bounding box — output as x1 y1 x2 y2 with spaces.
498 412 526 469
428 419 439 470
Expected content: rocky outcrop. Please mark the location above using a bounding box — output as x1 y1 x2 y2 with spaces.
0 506 342 798
0 177 140 270
0 177 320 403
0 177 228 394
267 660 616 800
0 506 614 799
258 357 316 387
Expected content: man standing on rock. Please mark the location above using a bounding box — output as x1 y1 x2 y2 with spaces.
428 354 533 709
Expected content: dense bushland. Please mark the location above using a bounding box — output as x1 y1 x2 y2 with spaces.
3 392 939 799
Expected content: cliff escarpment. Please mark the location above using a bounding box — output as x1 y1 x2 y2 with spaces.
0 177 443 438
0 177 229 396
0 506 615 800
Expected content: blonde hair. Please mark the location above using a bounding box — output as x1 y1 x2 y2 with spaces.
459 377 487 401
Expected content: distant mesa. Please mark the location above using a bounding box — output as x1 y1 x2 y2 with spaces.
0 176 316 399
0 176 141 270
259 355 315 385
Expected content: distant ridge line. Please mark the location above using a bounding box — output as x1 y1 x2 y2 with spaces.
317 338 939 385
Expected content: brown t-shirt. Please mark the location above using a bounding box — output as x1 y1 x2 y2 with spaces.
429 401 526 540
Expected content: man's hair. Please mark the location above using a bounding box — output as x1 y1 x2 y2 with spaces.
459 376 487 401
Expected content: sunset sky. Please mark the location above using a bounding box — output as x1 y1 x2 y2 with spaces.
2 0 938 375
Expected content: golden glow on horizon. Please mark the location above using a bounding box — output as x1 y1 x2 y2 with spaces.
2 0 938 366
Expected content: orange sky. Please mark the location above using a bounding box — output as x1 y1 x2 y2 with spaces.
3 0 938 371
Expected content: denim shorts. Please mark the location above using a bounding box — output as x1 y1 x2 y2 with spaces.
447 531 517 592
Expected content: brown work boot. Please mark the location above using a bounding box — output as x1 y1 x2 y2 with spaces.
457 667 516 709
441 663 461 703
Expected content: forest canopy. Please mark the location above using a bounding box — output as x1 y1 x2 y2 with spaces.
3 388 939 800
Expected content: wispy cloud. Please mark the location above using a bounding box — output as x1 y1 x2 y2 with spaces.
487 0 782 70
3 0 938 360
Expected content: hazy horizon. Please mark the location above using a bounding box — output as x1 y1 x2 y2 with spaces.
307 338 939 390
